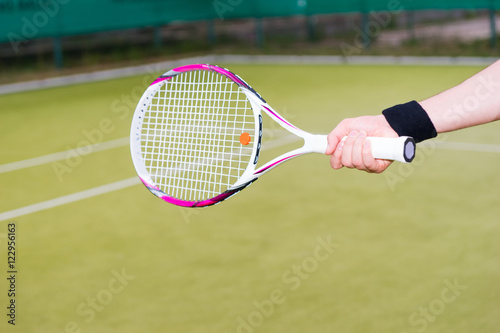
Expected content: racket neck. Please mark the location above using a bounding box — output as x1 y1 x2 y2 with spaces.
302 134 328 154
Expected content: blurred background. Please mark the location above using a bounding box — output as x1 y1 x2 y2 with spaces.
1 0 500 80
1 1 499 333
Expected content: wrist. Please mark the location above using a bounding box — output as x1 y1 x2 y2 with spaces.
373 114 398 136
382 101 437 143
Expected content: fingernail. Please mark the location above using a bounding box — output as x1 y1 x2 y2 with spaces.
349 130 358 137
358 131 367 138
337 141 344 150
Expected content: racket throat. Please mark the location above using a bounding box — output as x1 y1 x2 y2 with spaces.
302 134 328 154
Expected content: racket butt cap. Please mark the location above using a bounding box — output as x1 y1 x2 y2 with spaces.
369 136 415 163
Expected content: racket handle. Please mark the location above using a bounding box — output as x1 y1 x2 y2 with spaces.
340 136 415 163
307 135 415 163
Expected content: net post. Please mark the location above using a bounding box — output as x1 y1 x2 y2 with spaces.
154 25 162 49
490 7 497 49
53 37 63 69
406 10 416 41
361 12 371 49
255 17 264 48
207 20 216 45
307 15 317 41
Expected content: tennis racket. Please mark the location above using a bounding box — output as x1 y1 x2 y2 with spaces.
130 64 415 207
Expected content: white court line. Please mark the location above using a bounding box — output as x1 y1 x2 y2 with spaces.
432 140 500 153
0 177 140 222
0 130 297 174
0 135 301 221
0 137 129 174
1 137 499 221
0 135 498 176
262 135 500 154
1 55 496 96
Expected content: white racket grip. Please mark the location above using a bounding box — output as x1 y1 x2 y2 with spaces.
367 136 415 163
338 136 415 163
312 135 416 163
306 135 415 163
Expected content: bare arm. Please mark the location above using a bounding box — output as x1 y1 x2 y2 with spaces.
420 60 500 133
327 60 500 173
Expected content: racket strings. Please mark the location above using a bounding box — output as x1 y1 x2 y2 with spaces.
140 70 255 202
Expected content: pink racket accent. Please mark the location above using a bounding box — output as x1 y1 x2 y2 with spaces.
255 154 301 175
161 190 237 207
150 77 171 86
171 64 211 72
209 66 248 87
170 64 250 88
140 177 242 207
262 106 298 130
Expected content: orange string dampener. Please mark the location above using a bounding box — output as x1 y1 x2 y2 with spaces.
239 132 251 145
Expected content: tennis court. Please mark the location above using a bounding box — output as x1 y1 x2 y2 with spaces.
0 62 499 332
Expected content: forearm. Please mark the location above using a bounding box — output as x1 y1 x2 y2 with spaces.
419 60 500 134
328 60 500 173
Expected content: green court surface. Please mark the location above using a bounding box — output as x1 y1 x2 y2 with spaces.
0 64 499 333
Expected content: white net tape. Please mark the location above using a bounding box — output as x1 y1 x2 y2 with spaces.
140 70 256 202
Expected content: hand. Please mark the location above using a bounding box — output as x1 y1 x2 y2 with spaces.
325 115 398 173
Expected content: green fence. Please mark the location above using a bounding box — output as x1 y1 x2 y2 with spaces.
1 0 499 68
1 0 500 44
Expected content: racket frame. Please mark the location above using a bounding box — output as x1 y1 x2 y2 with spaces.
131 64 414 208
131 64 270 207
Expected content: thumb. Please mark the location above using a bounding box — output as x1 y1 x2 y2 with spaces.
325 132 341 155
325 118 353 155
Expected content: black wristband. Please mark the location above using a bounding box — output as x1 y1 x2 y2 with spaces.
382 101 437 143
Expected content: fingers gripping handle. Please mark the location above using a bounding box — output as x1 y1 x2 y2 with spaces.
311 135 415 163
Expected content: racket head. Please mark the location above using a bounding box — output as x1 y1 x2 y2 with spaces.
130 64 263 207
